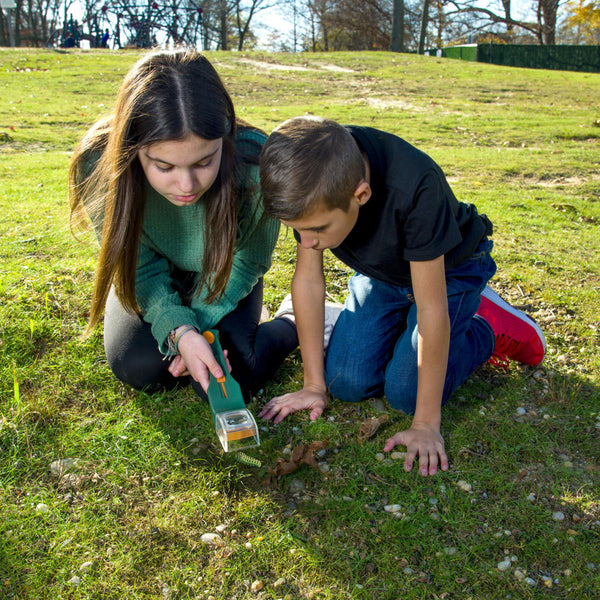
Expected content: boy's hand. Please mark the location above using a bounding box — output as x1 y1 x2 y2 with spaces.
383 423 449 476
259 386 327 424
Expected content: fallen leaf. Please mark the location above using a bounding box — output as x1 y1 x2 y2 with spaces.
357 414 389 443
269 441 328 476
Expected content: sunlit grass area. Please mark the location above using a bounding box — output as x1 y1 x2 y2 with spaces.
1 48 599 599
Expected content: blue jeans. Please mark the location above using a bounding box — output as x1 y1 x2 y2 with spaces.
325 239 497 414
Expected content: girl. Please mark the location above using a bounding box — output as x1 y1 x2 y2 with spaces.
69 48 298 399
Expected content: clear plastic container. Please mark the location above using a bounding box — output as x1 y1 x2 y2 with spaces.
215 409 260 453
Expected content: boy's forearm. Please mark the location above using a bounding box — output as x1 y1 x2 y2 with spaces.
291 273 327 391
412 309 450 429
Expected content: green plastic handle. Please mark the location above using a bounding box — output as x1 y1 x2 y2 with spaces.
202 330 246 420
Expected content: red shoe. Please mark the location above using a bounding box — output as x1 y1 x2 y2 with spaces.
476 286 546 367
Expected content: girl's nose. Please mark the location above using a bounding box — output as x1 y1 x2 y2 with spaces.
178 169 197 193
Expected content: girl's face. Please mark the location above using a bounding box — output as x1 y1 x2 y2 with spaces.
138 134 223 207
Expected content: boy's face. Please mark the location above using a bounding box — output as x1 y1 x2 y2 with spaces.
283 182 371 251
285 206 358 251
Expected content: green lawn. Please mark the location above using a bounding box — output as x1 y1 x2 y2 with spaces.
1 48 599 599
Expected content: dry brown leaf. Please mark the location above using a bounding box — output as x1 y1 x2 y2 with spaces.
269 441 328 476
357 414 389 444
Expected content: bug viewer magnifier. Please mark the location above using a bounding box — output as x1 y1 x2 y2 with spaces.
202 330 260 453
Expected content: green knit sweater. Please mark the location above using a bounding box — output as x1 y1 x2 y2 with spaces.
88 129 280 354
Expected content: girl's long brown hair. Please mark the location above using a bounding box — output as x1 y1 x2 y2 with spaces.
69 49 247 337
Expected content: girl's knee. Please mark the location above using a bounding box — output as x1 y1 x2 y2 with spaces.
106 347 173 392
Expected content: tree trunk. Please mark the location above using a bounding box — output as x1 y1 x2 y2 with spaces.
501 0 513 39
418 0 430 54
219 0 228 50
390 0 404 52
539 0 559 44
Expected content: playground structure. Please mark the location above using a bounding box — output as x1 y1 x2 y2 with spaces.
50 1 205 49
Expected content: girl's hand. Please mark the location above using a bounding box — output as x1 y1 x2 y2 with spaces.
259 386 327 424
170 330 229 392
383 423 449 476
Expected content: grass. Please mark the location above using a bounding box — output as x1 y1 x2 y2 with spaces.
1 48 599 599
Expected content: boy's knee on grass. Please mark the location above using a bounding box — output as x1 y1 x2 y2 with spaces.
326 370 374 404
384 382 417 415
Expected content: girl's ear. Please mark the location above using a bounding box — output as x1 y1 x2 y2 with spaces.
354 181 372 206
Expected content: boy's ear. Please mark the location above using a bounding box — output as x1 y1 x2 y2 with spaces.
354 181 372 206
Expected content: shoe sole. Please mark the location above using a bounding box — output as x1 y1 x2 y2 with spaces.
481 287 547 353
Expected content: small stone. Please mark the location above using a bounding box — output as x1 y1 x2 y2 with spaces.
390 451 406 460
516 407 527 416
68 576 81 587
541 576 553 588
318 463 330 474
375 453 385 462
456 480 472 492
251 580 264 593
525 577 536 586
36 503 49 513
403 567 414 575
288 478 305 494
245 542 253 549
444 547 457 555
497 560 511 571
215 524 227 533
384 504 401 513
80 561 94 573
514 569 526 581
526 493 536 502
273 577 286 588
552 511 565 521
49 458 79 476
200 533 225 546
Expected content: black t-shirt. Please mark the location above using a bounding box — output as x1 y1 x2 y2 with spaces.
327 126 493 287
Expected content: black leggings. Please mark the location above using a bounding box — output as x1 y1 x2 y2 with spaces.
103 279 298 399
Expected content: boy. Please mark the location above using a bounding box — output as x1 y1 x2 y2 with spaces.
258 117 546 476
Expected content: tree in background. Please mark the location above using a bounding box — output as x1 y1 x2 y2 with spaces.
390 0 404 51
560 0 600 43
0 0 595 49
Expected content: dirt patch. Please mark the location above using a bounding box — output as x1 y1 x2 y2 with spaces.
237 59 312 72
365 98 426 112
318 63 354 73
236 59 354 74
535 174 598 188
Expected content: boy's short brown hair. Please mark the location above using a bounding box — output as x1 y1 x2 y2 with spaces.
259 116 365 221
